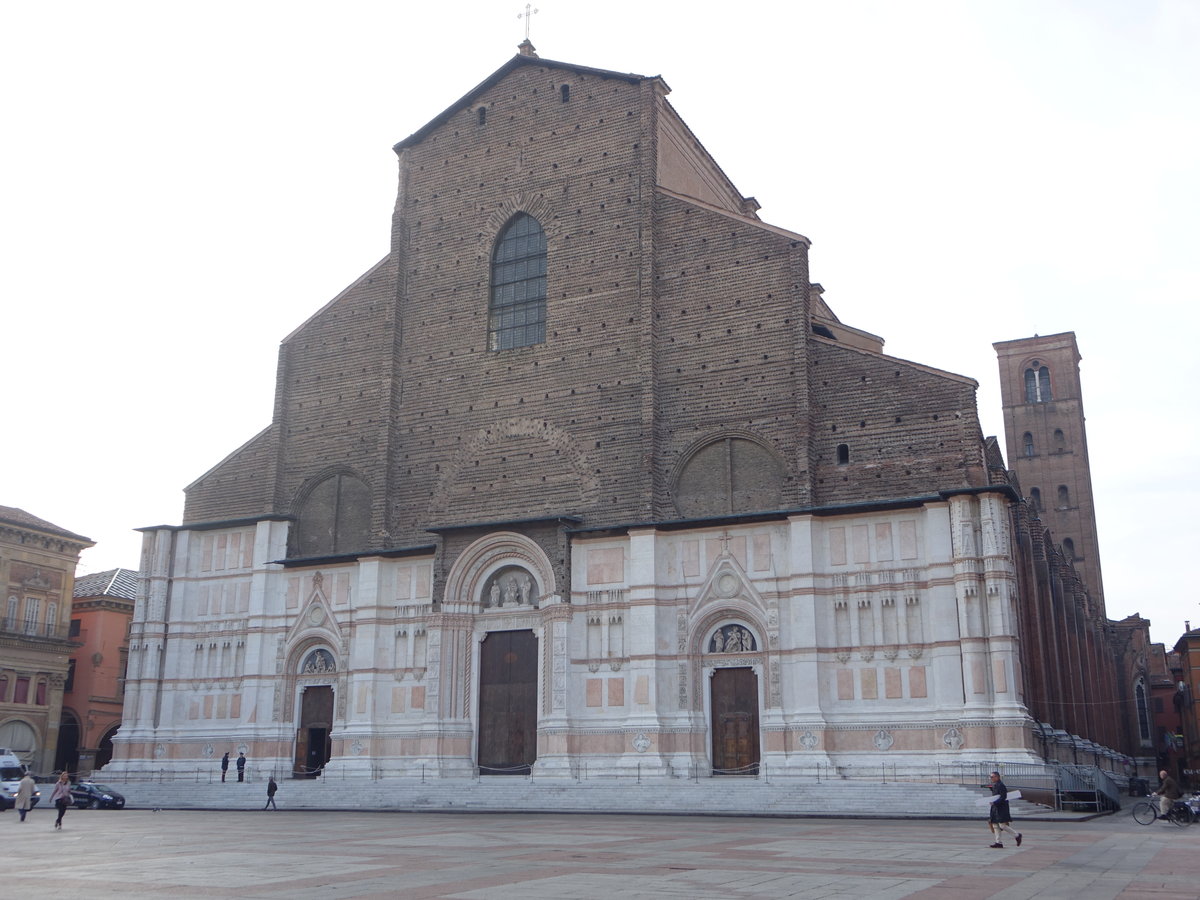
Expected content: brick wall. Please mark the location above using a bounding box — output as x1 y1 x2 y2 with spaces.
810 341 986 505
183 57 996 552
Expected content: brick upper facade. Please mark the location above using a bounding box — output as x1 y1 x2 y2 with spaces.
182 51 990 559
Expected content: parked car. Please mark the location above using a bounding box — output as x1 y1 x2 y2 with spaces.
70 782 125 810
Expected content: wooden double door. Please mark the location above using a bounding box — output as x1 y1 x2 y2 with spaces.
711 667 760 775
477 629 538 775
294 685 333 777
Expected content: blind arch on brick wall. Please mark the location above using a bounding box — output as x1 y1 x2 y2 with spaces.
489 213 547 351
672 434 787 518
292 470 371 557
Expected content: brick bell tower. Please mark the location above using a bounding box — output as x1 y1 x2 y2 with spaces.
994 332 1106 612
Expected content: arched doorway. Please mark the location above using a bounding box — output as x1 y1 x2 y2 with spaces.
477 629 537 775
0 719 38 770
55 711 81 775
95 724 120 770
294 685 334 777
704 623 762 776
710 667 760 774
292 649 336 778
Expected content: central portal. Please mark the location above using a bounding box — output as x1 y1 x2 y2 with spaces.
294 685 333 778
477 629 537 775
711 667 760 775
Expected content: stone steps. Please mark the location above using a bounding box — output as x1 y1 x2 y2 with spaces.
97 777 1056 819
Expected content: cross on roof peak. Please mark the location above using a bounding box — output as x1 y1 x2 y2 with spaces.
518 4 539 42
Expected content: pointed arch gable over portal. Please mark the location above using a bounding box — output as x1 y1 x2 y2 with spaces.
443 531 558 613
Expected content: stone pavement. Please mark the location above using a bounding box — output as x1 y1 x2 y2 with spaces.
5 807 1197 899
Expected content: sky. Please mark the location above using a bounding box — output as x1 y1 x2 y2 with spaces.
2 1 1196 644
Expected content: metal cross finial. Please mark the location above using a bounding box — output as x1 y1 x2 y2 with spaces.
518 4 539 41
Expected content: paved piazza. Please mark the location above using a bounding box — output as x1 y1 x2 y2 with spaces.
5 807 1198 899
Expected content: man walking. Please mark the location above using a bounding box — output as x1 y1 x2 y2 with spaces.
220 752 229 783
264 776 278 810
236 752 246 783
15 772 36 822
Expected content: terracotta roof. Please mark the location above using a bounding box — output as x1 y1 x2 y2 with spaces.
73 568 139 601
0 504 92 543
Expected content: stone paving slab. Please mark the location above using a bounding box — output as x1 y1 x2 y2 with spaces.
3 807 1197 898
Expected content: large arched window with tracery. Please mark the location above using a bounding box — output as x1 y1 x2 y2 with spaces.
1134 679 1152 744
1024 362 1052 403
489 213 546 350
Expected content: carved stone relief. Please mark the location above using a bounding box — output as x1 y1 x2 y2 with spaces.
708 624 757 653
943 727 964 750
301 648 336 674
482 565 539 609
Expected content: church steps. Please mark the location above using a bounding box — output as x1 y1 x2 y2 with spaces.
96 778 1054 820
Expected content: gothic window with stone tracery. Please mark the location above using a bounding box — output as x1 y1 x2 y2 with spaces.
489 213 546 351
1135 679 1152 743
1024 363 1052 403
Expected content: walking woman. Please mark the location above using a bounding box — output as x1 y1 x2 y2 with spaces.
49 772 72 830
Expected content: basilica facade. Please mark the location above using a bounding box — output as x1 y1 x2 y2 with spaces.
112 46 1048 780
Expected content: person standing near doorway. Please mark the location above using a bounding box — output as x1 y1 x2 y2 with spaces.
49 772 72 830
986 771 1022 848
220 752 230 783
16 772 36 822
236 752 246 782
264 776 278 810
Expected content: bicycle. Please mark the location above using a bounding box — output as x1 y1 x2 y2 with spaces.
1131 796 1194 827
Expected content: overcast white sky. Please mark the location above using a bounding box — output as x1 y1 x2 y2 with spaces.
2 1 1196 644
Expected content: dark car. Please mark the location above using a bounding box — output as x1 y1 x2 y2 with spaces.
0 789 40 811
69 782 125 810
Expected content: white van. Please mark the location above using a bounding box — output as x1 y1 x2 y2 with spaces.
0 749 39 810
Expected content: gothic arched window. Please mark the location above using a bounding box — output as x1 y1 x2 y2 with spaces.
1024 362 1052 403
1057 485 1070 508
489 213 546 351
1062 537 1076 560
294 472 371 557
1135 679 1152 743
1023 432 1035 457
1029 487 1041 513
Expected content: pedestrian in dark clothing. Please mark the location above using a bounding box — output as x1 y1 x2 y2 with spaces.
264 776 278 810
49 772 72 830
1156 769 1181 819
220 752 229 782
236 752 246 782
986 771 1022 848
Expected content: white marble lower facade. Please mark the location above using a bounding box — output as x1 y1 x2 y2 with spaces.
109 491 1043 779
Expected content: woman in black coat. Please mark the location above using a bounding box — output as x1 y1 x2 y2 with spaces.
987 771 1023 848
